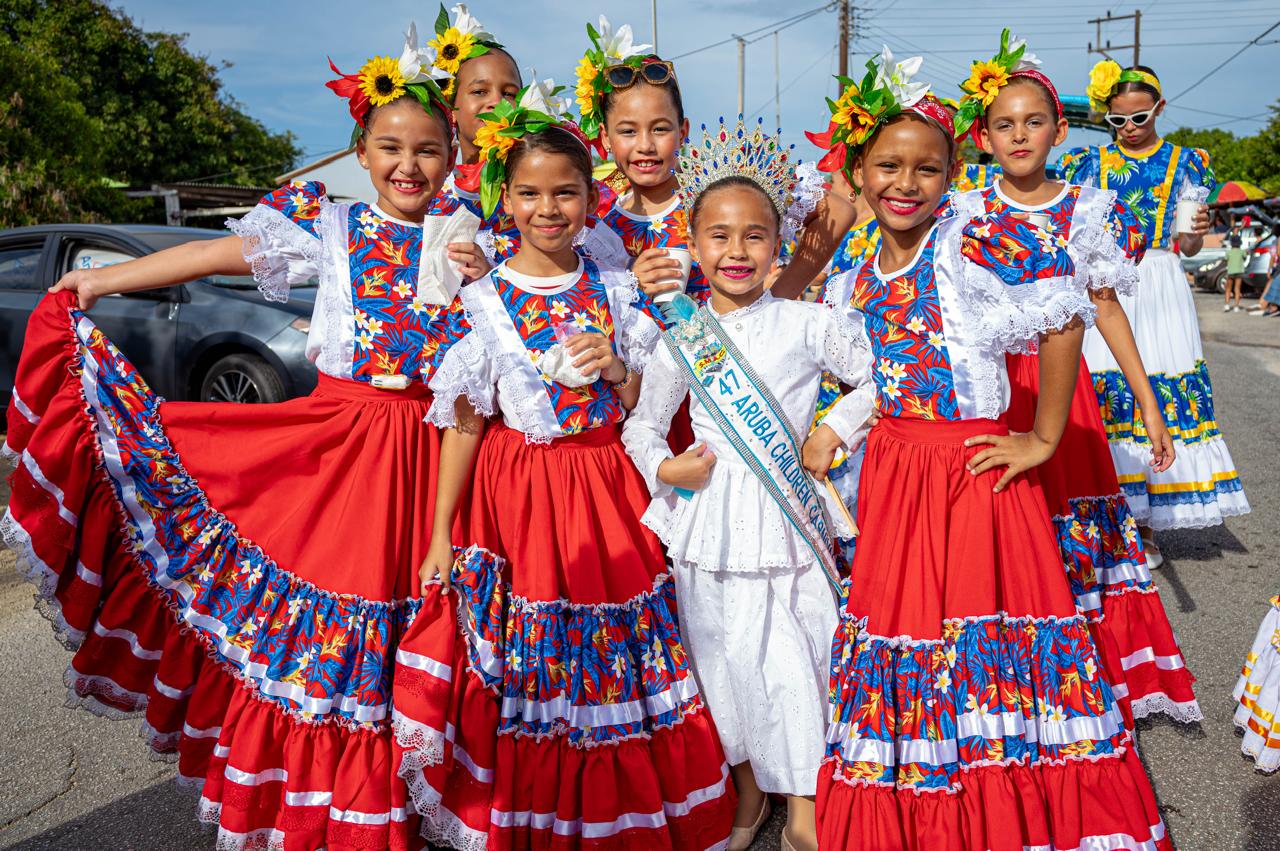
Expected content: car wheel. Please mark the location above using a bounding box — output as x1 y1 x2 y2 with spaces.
200 353 287 404
1213 270 1227 294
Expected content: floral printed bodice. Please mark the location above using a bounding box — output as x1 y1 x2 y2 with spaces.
599 196 711 323
489 261 625 434
1058 141 1213 250
249 180 467 384
852 233 959 421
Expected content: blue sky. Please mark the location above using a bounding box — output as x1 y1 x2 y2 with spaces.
116 0 1279 177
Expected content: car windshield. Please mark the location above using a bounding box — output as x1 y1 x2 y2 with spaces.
134 229 317 289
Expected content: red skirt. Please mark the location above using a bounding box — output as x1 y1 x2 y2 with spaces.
392 423 735 850
1006 352 1199 724
817 416 1170 851
2 291 499 850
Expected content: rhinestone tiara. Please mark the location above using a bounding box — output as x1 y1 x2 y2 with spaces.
676 117 796 220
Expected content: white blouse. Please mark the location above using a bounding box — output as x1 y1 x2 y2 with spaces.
621 292 875 572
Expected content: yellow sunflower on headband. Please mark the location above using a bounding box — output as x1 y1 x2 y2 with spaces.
430 27 477 77
358 56 407 107
474 116 516 162
963 60 1010 108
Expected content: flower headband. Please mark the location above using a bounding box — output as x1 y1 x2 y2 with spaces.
952 29 1045 139
1086 60 1161 112
428 3 504 100
475 75 582 217
327 21 453 143
806 47 933 183
574 16 655 145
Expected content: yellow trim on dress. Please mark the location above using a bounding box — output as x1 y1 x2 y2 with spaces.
1115 470 1239 493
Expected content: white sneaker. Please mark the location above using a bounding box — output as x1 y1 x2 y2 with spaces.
1223 304 1233 312
1146 549 1164 570
1233 305 1244 313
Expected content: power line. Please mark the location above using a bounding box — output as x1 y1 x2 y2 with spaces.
1168 20 1280 102
1165 105 1271 123
896 40 1279 54
669 3 834 60
748 41 840 120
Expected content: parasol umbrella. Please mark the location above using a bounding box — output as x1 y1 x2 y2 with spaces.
1208 180 1268 204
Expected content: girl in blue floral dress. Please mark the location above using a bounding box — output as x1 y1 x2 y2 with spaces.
389 97 735 850
1 27 497 850
1059 60 1249 539
805 51 1170 851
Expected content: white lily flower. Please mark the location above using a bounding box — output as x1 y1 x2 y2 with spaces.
874 45 930 108
520 71 572 117
1007 34 1042 72
399 22 440 85
450 4 494 41
596 15 652 62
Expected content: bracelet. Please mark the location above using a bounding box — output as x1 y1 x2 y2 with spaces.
611 367 637 390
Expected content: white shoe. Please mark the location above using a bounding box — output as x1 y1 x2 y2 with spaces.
1224 304 1233 312
728 798 771 851
1145 547 1164 570
1234 305 1244 313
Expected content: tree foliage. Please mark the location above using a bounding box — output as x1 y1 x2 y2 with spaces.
0 0 299 226
1167 102 1280 196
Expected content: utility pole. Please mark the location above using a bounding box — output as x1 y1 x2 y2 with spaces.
1087 9 1143 67
838 0 849 78
651 0 658 55
736 35 746 116
774 31 781 129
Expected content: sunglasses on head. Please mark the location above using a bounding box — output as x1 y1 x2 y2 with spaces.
605 61 677 90
1103 105 1160 128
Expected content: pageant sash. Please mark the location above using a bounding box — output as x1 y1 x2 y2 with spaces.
661 297 841 591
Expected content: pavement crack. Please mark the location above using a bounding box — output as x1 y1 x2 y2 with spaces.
0 744 77 830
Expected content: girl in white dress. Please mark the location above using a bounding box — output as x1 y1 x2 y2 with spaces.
622 120 875 851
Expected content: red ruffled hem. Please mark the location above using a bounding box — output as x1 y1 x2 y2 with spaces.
2 293 438 849
817 748 1171 851
390 583 736 851
1091 590 1200 726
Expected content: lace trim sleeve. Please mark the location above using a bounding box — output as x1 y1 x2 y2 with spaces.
579 224 632 272
474 229 500 265
780 162 828 251
425 331 497 428
942 218 1097 356
820 269 867 351
1068 188 1141 297
619 342 689 499
225 204 325 303
604 270 660 374
814 307 875 451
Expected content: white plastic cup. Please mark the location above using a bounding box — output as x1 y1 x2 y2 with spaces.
653 248 694 304
1175 199 1201 236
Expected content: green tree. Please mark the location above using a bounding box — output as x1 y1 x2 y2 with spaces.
0 0 299 226
1167 102 1280 196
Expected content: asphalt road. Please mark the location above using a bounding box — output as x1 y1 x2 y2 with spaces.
1 290 1277 851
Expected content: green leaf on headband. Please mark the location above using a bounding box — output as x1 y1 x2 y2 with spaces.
480 159 503 218
435 4 450 36
835 75 856 90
